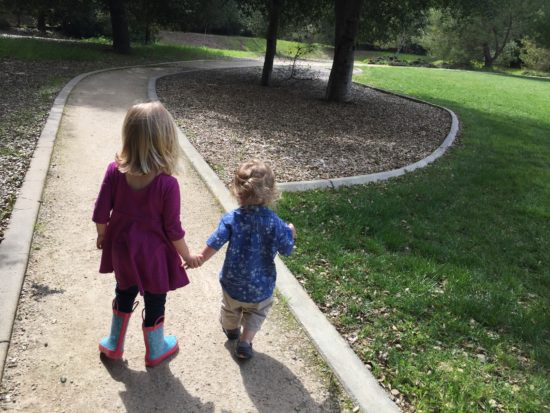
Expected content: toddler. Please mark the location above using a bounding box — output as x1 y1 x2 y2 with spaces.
200 159 296 359
92 101 202 367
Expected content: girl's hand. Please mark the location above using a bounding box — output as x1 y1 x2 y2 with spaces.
184 254 203 269
96 223 106 249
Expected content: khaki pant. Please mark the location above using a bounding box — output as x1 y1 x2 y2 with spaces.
220 289 274 333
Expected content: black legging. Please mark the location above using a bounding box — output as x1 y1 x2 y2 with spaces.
115 285 166 327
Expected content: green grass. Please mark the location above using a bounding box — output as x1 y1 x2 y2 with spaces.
159 32 331 60
277 67 550 412
0 36 256 63
0 35 330 64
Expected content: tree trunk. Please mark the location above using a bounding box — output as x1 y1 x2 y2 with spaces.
37 9 46 32
145 22 151 44
483 43 493 68
261 0 283 86
108 0 131 54
325 0 363 102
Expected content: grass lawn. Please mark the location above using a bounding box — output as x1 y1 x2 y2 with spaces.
0 36 258 62
0 35 328 63
277 67 550 412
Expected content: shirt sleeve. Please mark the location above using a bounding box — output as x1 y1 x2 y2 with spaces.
162 178 186 241
92 163 116 224
275 215 294 256
207 214 232 250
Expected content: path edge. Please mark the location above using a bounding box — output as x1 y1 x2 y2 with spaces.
277 84 460 192
0 68 104 383
150 72 401 413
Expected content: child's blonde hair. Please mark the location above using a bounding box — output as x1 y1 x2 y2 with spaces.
116 101 181 176
232 159 278 206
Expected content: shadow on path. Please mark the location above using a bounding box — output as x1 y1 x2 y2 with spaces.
223 342 341 412
101 354 215 412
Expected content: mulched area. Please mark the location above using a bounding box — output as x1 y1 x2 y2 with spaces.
0 58 100 242
157 66 451 185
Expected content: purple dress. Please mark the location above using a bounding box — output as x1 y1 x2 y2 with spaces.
92 162 190 294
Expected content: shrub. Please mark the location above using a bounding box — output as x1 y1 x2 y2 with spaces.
520 38 550 72
0 16 10 30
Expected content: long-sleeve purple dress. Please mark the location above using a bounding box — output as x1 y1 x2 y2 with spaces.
92 162 190 294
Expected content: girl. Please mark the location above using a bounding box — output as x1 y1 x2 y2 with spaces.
92 101 202 367
200 159 296 359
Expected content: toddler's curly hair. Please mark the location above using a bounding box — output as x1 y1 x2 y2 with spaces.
232 159 278 206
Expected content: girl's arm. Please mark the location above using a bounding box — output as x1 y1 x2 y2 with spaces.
93 163 116 249
96 223 106 249
172 237 203 268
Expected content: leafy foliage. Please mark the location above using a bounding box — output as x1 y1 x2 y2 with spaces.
419 1 542 67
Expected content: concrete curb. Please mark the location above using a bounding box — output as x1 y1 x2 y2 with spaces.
150 70 401 413
277 85 459 192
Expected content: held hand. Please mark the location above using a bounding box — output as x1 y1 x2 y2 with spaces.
184 254 204 269
96 234 104 249
288 223 296 239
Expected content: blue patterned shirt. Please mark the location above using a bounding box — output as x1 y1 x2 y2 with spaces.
207 206 294 303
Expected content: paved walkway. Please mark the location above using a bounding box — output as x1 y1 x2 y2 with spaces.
0 63 348 412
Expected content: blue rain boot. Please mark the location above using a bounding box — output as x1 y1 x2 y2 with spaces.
143 314 179 367
99 301 138 359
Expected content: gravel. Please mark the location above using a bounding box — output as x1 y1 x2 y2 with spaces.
157 65 451 185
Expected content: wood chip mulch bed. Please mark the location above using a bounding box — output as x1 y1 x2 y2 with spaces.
157 66 451 185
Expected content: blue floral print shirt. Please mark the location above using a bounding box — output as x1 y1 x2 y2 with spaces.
207 205 294 303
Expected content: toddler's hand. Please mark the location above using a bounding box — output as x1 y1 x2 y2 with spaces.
184 254 203 269
288 223 296 239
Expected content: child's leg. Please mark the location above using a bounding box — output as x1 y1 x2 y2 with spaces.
115 285 139 312
142 291 177 367
220 289 243 331
143 292 166 327
98 285 139 359
240 295 274 343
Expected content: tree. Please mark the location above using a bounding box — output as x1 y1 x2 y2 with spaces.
325 0 363 102
107 0 130 53
422 0 544 68
261 0 282 86
358 0 430 53
533 0 550 48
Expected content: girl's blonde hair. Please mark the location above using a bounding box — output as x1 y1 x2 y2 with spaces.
116 101 182 176
232 159 278 206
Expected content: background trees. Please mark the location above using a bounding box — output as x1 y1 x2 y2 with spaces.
420 0 545 68
1 0 549 83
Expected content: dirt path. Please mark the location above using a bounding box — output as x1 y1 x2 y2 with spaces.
0 63 346 412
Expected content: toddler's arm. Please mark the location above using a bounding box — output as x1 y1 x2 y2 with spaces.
200 245 218 264
172 238 203 269
96 223 106 249
288 223 296 239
